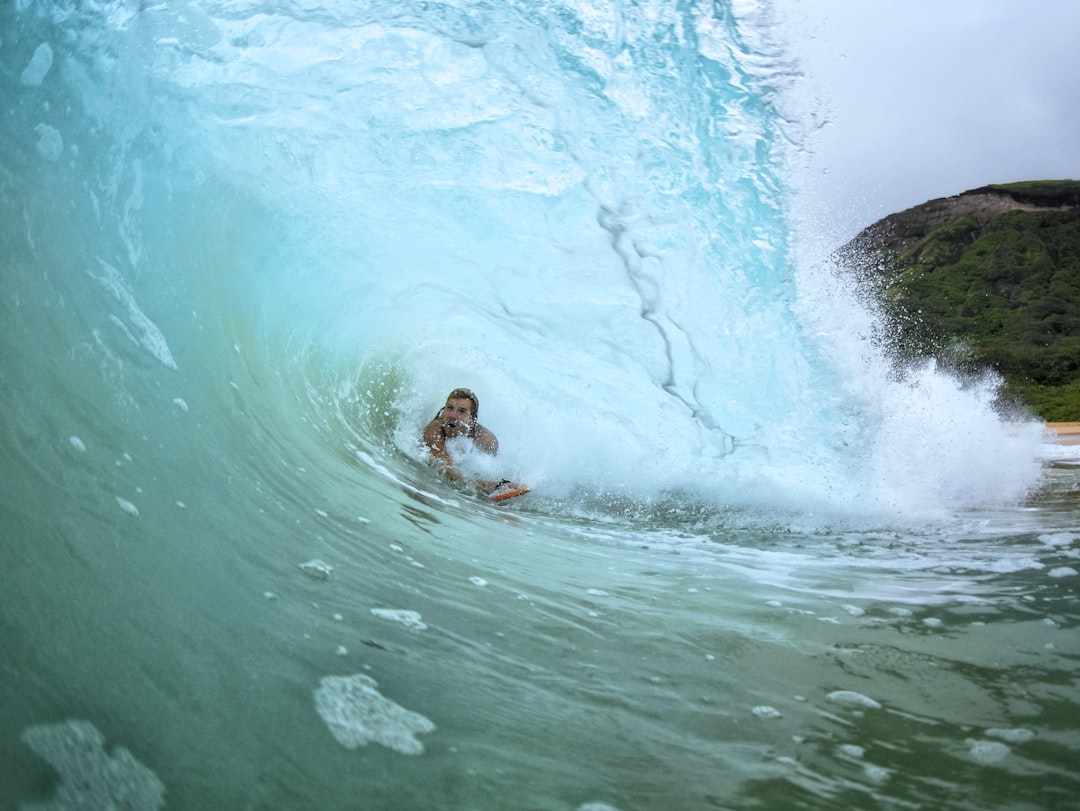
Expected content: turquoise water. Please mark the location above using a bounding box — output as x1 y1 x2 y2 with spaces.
2 1 1078 809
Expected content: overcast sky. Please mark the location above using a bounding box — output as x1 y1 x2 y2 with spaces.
774 0 1080 244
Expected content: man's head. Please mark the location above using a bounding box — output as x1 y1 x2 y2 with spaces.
440 388 479 437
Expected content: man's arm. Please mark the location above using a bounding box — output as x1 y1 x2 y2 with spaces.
469 426 510 495
422 418 446 459
473 424 499 455
423 419 505 492
423 419 464 482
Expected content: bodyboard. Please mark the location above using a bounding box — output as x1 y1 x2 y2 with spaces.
488 481 530 502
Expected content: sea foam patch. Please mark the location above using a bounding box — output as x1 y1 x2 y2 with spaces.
967 738 1011 765
1037 532 1078 547
20 719 165 810
314 673 435 755
299 559 333 579
34 123 63 162
826 690 882 710
92 259 178 371
370 608 427 631
21 42 54 86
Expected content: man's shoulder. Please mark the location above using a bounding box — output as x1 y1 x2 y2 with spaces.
422 419 442 445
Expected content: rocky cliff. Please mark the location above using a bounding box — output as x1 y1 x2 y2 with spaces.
837 180 1080 421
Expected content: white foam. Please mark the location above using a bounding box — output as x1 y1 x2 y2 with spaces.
93 259 178 371
116 496 140 517
469 576 488 587
752 705 782 719
967 738 1010 765
69 435 86 452
34 123 63 162
21 42 53 86
313 673 435 755
299 559 333 579
20 719 165 810
863 763 891 784
983 555 1046 574
370 608 427 631
1048 566 1077 578
1038 532 1078 548
826 690 882 710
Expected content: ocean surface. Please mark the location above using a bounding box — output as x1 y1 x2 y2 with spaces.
2 1 1078 809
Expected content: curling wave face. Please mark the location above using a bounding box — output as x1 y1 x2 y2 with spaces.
3 0 1046 524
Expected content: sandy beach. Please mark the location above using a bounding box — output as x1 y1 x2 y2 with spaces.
1045 422 1080 445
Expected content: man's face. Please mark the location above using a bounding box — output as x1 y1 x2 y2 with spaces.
440 397 475 437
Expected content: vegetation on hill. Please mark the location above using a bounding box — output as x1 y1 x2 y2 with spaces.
839 180 1080 421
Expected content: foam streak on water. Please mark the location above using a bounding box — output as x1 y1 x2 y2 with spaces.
1 1 1078 809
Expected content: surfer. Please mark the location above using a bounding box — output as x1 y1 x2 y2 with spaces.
422 388 526 501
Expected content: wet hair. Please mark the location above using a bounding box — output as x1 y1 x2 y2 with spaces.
445 388 479 418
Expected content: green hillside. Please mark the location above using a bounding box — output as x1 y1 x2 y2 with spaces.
839 180 1080 421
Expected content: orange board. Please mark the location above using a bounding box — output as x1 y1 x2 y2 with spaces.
488 482 530 502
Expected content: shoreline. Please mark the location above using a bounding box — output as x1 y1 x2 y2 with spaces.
1044 422 1080 446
